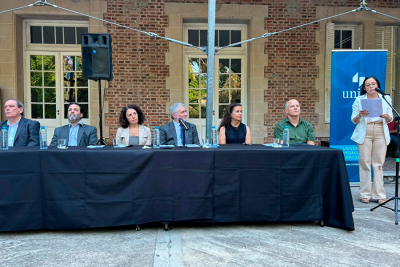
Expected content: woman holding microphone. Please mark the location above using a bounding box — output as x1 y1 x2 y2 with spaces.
351 76 393 204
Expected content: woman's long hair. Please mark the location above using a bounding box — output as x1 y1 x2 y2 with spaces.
361 76 381 95
218 103 242 131
119 104 145 128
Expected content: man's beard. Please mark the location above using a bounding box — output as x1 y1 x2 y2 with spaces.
68 113 81 123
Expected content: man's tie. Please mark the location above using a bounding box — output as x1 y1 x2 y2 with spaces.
180 124 185 145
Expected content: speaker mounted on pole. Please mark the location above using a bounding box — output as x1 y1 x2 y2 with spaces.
82 33 113 82
81 33 113 146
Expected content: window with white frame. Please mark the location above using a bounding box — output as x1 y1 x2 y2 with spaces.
184 23 247 120
24 20 90 139
325 23 363 123
183 23 247 140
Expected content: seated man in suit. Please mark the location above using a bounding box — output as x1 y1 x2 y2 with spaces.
50 102 98 146
160 102 200 146
273 99 315 145
0 98 40 146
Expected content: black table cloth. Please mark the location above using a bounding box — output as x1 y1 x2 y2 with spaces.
0 145 354 231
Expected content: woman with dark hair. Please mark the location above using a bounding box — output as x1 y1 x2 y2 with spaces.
351 76 393 204
116 104 151 145
218 103 251 144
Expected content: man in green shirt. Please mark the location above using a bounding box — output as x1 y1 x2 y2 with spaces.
273 99 315 145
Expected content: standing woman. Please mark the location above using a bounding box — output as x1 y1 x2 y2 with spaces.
116 104 151 145
218 103 252 144
351 76 393 204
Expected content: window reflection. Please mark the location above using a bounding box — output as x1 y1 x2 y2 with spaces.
44 72 55 87
30 26 88 45
187 29 242 48
217 58 242 117
31 72 42 87
30 55 42 70
43 26 55 44
31 104 43 119
63 55 89 119
44 56 55 71
45 104 56 119
31 88 42 102
44 88 56 103
64 88 75 103
189 104 199 118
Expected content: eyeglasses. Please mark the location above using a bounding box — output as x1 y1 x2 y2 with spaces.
365 83 377 87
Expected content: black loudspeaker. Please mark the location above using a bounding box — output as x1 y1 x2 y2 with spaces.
82 33 113 81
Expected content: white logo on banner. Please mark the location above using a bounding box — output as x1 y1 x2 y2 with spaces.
342 72 363 98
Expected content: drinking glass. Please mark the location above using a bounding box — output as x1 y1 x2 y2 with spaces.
273 138 281 148
113 138 119 148
57 139 67 149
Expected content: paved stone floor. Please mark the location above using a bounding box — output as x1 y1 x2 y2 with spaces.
1 183 399 267
384 156 397 177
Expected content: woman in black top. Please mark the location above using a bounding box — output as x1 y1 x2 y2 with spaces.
218 103 252 144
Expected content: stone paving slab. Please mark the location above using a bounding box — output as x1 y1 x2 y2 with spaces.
1 183 399 267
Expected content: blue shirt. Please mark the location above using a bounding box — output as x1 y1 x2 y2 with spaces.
173 120 183 146
68 121 83 146
7 118 21 147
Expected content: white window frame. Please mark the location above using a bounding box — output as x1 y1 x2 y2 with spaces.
183 23 247 54
183 23 248 131
23 19 90 129
325 23 363 123
334 26 356 49
24 20 89 52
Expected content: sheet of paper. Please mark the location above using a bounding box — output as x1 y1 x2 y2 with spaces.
361 98 383 117
262 144 274 147
186 144 200 148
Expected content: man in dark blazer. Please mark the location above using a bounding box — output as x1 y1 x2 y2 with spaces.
1 98 40 146
50 102 98 146
160 102 200 146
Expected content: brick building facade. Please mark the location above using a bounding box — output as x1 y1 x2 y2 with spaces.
1 0 400 144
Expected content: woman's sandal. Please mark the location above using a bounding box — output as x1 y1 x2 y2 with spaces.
361 198 369 203
378 199 386 205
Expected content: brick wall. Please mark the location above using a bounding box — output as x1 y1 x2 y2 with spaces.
264 1 320 143
104 0 170 138
104 0 400 142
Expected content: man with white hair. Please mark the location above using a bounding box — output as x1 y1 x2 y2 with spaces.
160 102 200 146
0 98 40 146
273 99 315 145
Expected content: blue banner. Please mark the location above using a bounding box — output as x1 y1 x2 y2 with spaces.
330 50 387 184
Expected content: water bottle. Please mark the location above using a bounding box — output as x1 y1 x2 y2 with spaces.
1 126 8 150
211 126 218 148
153 126 160 149
282 126 290 147
40 126 47 149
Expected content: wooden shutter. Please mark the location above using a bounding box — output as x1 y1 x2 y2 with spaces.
396 28 400 111
325 22 335 123
375 26 396 97
355 24 363 50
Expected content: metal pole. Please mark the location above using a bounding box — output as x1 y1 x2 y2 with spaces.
205 0 216 141
98 80 106 145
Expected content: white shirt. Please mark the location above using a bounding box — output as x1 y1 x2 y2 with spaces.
351 94 393 145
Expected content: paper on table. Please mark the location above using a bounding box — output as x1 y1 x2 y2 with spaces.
262 144 274 147
186 144 200 148
361 98 383 117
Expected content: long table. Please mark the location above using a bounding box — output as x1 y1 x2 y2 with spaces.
0 145 354 231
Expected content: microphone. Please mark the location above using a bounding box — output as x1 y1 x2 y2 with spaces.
375 88 388 95
178 118 189 130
